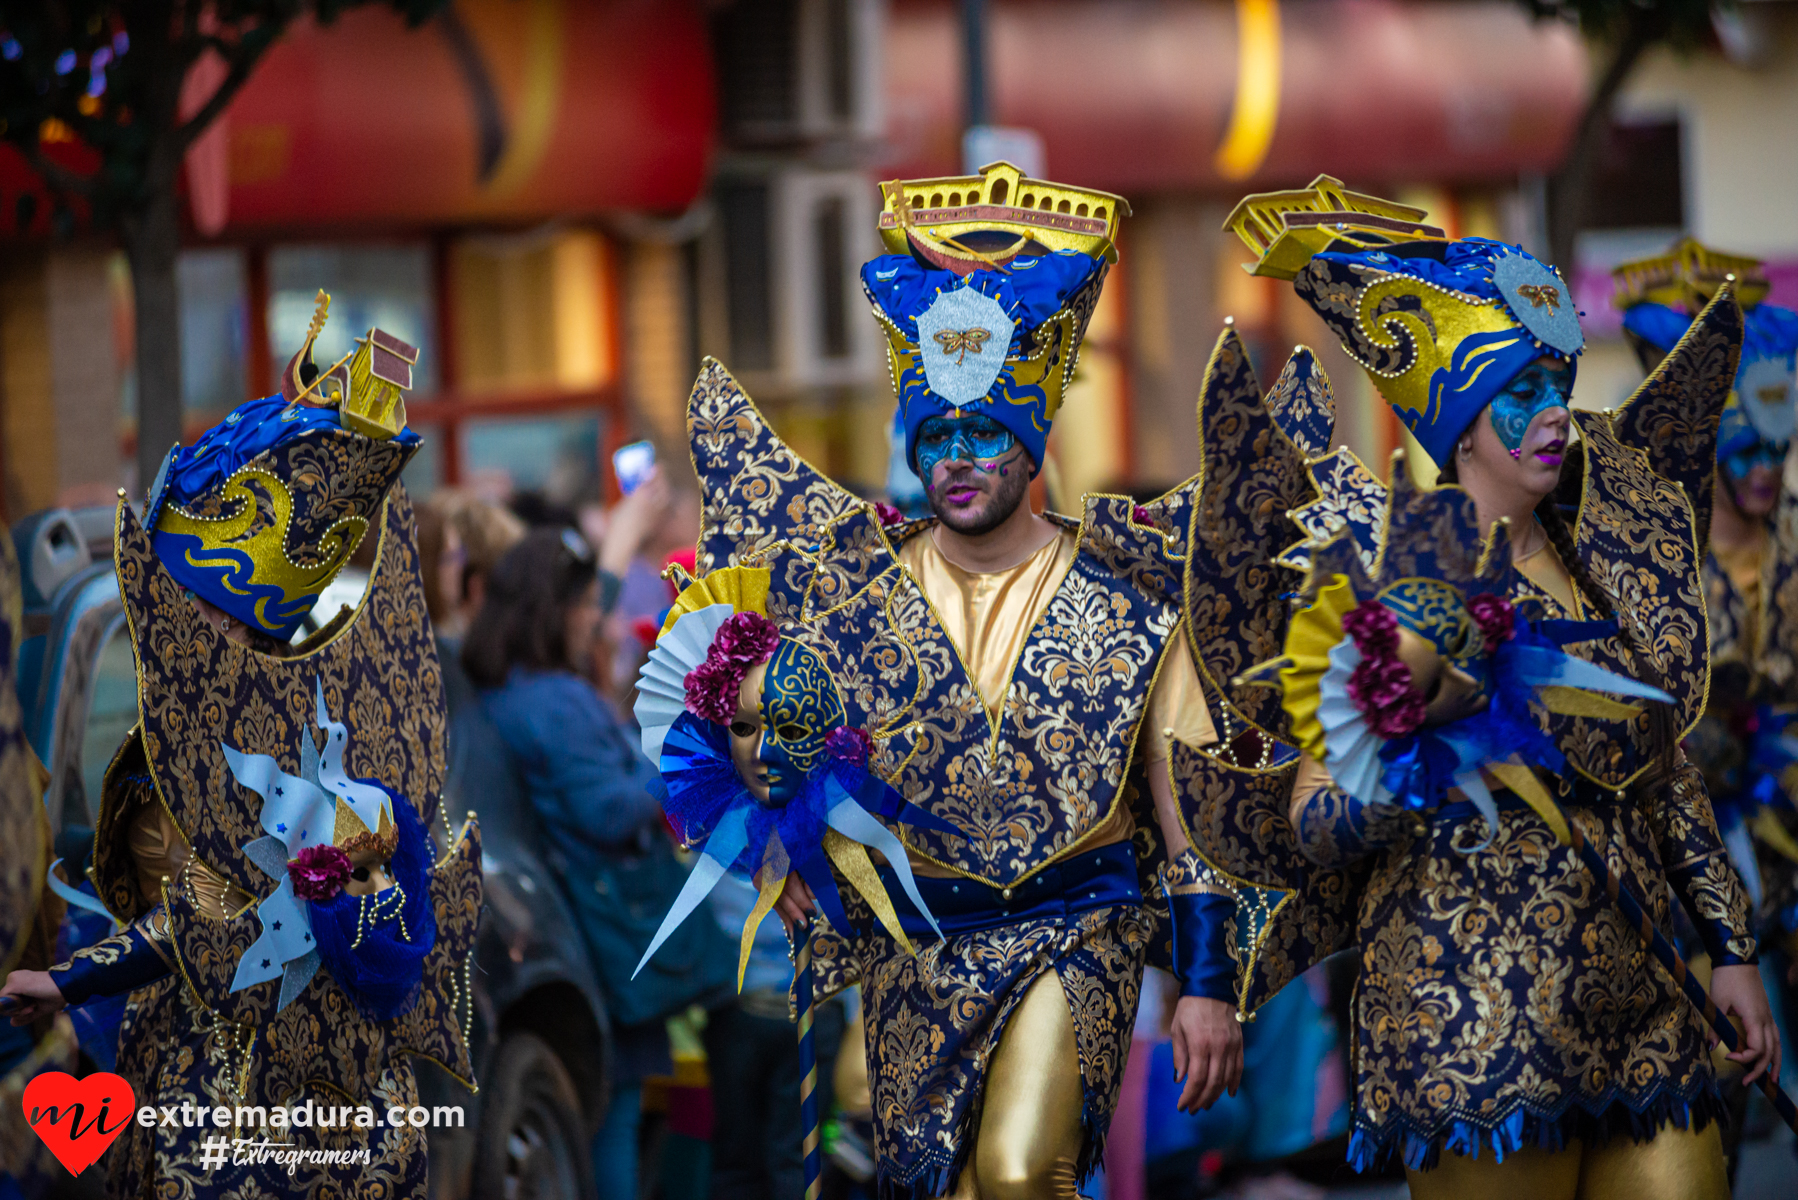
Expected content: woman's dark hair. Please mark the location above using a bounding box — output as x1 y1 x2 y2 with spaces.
1437 451 1681 781
462 529 598 688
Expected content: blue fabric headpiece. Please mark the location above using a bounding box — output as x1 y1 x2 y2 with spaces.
862 249 1110 478
144 392 419 640
1623 300 1798 459
1293 237 1582 465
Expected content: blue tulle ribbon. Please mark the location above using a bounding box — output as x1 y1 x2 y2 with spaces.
1373 613 1668 849
635 712 957 979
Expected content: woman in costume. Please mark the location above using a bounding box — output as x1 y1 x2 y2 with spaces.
1210 178 1778 1198
1614 240 1798 1019
0 299 480 1197
631 162 1246 1200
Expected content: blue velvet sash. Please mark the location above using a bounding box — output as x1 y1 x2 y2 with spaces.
873 841 1142 941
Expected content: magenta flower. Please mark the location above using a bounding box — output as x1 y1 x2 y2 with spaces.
684 611 781 725
874 501 904 527
825 726 873 764
1468 593 1516 649
288 844 353 902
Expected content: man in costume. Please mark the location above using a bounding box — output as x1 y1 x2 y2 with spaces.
0 296 481 1197
635 161 1245 1200
1614 240 1798 1020
1180 177 1778 1198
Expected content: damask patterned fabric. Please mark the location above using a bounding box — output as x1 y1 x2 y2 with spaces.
104 976 432 1200
815 881 1151 1200
84 489 482 1196
682 359 1206 1197
1281 435 1759 1169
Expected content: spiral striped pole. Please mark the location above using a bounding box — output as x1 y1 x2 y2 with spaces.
1567 820 1798 1135
795 918 823 1200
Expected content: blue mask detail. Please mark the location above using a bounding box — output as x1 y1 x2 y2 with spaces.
914 415 1018 481
1488 361 1571 454
759 640 846 805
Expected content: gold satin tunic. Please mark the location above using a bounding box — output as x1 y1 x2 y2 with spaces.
898 524 1210 1200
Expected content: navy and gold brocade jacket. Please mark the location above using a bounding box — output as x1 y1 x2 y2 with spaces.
684 358 1224 946
1191 294 1763 1169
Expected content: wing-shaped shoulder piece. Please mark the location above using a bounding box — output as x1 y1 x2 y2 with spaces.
1173 739 1358 1014
1080 493 1186 609
1570 408 1710 761
1280 448 1387 577
1262 348 1386 578
1264 342 1336 460
1611 280 1743 550
688 358 868 572
1184 331 1313 737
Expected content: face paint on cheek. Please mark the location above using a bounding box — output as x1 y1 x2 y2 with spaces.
1488 365 1571 458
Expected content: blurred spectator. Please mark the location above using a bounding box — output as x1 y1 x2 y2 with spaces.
705 874 844 1200
417 491 527 640
462 530 673 1199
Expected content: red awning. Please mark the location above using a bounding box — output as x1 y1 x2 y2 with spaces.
219 0 716 230
0 0 716 238
884 0 1588 193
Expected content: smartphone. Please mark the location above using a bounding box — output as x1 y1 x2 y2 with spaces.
613 440 657 495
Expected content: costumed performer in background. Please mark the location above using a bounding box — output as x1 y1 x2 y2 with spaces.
1615 241 1798 1051
0 295 482 1197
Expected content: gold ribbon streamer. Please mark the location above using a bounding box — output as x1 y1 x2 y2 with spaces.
1751 806 1798 866
739 872 788 993
1538 686 1643 721
822 830 916 957
1483 758 1571 847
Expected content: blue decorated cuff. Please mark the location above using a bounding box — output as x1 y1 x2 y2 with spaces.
1161 852 1238 1004
48 912 175 1007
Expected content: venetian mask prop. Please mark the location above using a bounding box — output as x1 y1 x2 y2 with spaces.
224 680 436 1019
1246 461 1670 850
632 566 955 988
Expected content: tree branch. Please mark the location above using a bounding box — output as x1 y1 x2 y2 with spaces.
1546 9 1661 268
172 25 285 152
9 138 97 202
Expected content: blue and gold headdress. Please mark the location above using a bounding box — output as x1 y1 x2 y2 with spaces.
861 161 1128 476
143 291 421 640
1225 176 1584 465
1614 238 1798 464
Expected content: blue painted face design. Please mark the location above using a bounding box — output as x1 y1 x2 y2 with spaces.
1723 440 1786 483
915 414 1017 480
757 640 847 805
1716 398 1788 482
1488 361 1572 456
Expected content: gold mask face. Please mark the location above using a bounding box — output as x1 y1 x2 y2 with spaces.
728 660 774 806
1394 626 1488 727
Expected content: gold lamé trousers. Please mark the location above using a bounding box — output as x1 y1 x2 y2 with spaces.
944 968 1086 1200
1404 1120 1729 1200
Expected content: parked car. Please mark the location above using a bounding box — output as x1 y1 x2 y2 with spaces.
12 506 608 1200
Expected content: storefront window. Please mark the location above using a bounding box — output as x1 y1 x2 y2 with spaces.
267 244 437 395
177 248 248 414
462 414 605 509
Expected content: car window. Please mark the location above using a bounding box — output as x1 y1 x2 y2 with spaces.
78 624 138 825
